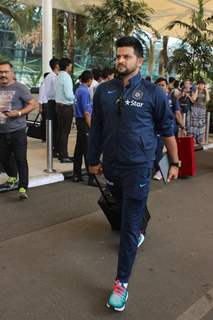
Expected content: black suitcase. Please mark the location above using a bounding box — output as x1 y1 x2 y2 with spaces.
95 176 151 232
27 113 43 140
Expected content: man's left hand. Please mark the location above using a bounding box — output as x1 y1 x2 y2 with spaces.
167 166 179 182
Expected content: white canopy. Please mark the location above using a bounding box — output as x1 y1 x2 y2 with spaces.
19 0 213 37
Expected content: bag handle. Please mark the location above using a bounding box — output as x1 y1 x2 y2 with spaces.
93 175 111 205
33 112 40 124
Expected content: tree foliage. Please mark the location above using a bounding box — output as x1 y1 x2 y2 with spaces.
78 0 156 66
167 0 213 81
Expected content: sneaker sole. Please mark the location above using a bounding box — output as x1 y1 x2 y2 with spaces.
19 194 28 200
153 177 162 181
106 292 128 312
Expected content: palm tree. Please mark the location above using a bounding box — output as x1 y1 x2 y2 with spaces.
53 9 65 58
78 0 156 66
167 0 213 81
0 0 42 52
0 1 41 35
159 36 169 77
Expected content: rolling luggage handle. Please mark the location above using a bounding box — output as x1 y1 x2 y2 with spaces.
93 175 110 205
33 112 41 123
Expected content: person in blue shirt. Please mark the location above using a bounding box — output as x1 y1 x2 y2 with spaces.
88 36 180 312
153 77 184 181
72 70 96 186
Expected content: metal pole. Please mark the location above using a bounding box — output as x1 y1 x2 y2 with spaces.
45 119 55 173
42 0 55 173
205 112 211 145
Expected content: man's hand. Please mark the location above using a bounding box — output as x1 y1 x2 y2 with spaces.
167 165 179 183
89 164 103 176
179 127 186 137
5 110 20 118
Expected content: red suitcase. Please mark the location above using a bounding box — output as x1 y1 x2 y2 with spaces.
176 136 196 177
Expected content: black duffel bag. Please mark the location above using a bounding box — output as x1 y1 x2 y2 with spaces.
95 176 150 232
27 112 42 139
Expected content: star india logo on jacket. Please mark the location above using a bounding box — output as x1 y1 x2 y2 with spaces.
132 90 143 100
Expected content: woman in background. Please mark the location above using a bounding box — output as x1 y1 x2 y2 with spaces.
190 80 210 145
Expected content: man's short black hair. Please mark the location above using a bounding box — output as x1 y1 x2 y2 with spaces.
197 79 206 85
184 78 192 83
43 72 49 79
102 67 114 79
155 77 168 85
59 58 72 71
116 36 144 58
92 68 102 81
49 58 59 70
0 61 13 68
80 70 93 83
168 76 175 83
173 80 180 88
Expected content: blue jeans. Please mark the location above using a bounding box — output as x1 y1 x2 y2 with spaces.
104 164 152 283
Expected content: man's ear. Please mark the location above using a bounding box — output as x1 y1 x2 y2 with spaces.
137 57 144 68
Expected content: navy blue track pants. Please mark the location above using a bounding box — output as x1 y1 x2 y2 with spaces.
104 165 152 283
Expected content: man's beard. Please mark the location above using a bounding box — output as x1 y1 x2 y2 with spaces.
116 65 136 76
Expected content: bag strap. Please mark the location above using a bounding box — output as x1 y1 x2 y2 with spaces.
33 112 40 124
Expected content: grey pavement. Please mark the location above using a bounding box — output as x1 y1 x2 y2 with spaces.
0 151 213 320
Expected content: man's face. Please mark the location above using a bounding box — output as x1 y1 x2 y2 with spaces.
87 79 93 87
157 80 168 93
115 46 143 76
66 63 72 74
0 64 14 85
184 80 191 90
198 83 205 90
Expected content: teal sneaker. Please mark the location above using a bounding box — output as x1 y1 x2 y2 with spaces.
137 232 145 248
18 187 28 200
106 280 128 312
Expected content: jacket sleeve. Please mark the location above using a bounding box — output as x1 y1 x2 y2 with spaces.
153 86 175 137
87 87 103 165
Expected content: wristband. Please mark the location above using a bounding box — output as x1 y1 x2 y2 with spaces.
170 161 181 168
18 111 22 117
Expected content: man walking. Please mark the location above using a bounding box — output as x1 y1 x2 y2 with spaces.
88 37 180 311
0 61 37 199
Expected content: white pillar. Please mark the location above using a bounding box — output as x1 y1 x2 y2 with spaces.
42 0 52 73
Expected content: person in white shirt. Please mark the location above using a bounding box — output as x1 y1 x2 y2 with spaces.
55 58 75 163
88 69 102 101
38 72 49 141
43 58 59 156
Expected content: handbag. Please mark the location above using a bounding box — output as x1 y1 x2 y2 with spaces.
27 112 43 139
